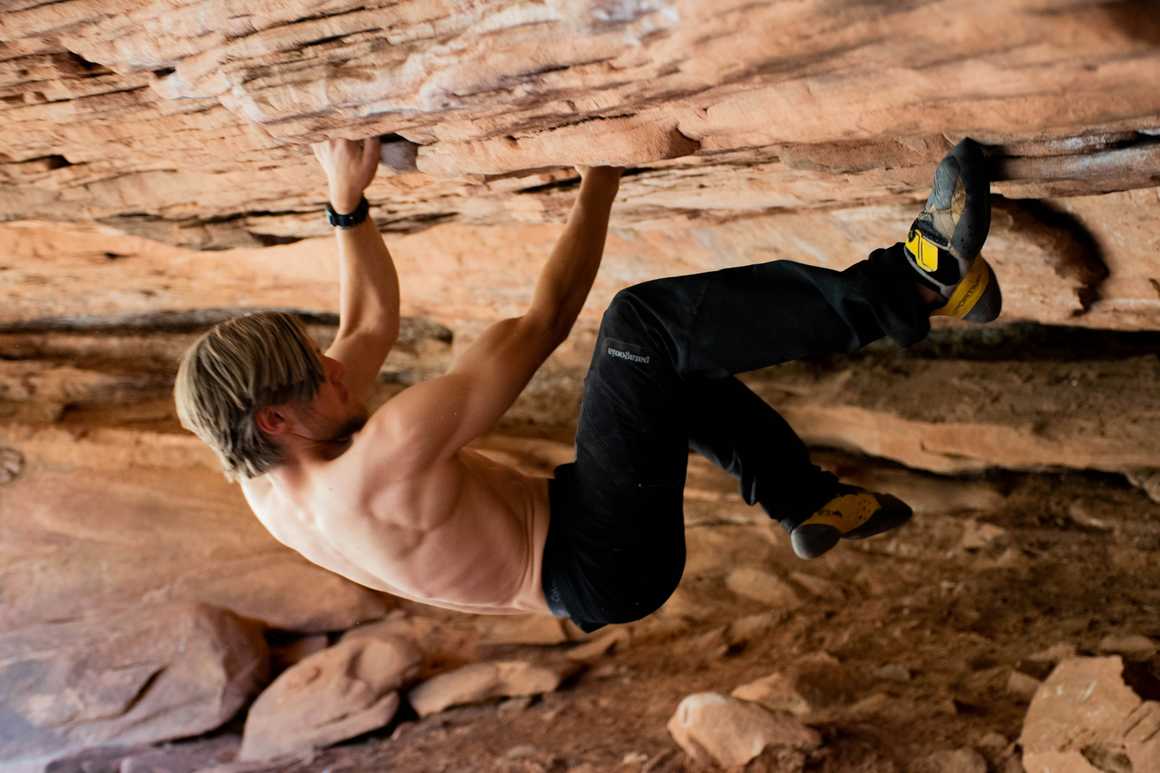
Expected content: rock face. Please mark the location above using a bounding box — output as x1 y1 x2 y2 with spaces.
1020 656 1160 773
0 602 268 767
0 443 392 633
240 636 422 761
3 2 1160 770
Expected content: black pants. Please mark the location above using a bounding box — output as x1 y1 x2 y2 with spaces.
541 244 931 632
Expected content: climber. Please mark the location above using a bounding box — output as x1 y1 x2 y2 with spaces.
175 136 999 632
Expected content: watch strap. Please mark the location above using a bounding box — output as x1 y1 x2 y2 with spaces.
326 196 370 229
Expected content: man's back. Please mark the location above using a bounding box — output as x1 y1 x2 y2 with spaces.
241 425 553 615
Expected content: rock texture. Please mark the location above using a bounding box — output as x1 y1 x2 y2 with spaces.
1020 656 1160 773
0 602 267 768
3 1 1160 770
667 692 821 769
408 660 579 718
240 636 422 761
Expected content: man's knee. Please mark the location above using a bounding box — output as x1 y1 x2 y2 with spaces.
605 541 685 624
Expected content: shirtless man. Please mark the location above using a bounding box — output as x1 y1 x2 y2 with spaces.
176 136 1000 633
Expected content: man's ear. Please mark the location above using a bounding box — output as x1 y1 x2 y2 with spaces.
255 405 289 437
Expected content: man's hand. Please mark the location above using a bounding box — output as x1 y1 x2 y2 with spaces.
574 165 624 184
312 137 382 213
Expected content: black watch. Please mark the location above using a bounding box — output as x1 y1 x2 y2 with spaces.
326 196 370 229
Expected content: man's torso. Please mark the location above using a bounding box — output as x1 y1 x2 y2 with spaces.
240 434 553 615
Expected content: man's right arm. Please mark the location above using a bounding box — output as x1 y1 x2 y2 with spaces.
373 167 623 470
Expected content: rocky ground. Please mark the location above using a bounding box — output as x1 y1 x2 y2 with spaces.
36 446 1160 772
3 1 1160 771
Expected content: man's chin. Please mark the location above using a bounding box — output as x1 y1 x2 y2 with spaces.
333 408 370 443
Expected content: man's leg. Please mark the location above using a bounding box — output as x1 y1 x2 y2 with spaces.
684 375 838 531
542 139 1000 627
543 246 927 630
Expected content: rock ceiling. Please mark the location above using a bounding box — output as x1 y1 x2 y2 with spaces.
3 1 1160 768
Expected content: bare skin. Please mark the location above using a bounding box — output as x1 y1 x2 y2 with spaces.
240 138 621 616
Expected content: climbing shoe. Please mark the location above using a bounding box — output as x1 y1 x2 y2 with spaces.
903 138 1002 322
790 486 913 560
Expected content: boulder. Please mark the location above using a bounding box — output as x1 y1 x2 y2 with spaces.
0 603 268 767
667 692 821 769
1006 671 1043 701
1020 656 1160 773
1098 634 1157 660
407 660 580 718
240 636 422 761
0 452 392 634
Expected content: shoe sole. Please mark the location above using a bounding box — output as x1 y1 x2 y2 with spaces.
790 496 913 560
944 139 991 260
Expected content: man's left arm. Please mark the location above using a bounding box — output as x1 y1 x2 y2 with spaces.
313 137 400 403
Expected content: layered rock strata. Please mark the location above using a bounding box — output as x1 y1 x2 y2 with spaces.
2 1 1160 770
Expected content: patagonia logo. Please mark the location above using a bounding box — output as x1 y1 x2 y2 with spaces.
607 346 650 364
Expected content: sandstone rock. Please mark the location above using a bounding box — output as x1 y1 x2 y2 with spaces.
1098 634 1157 660
2 1 1160 252
341 611 479 669
874 664 912 683
477 615 573 647
1127 469 1160 505
731 653 853 717
0 457 392 633
667 692 821 769
908 748 987 773
44 734 241 773
1006 671 1043 701
1027 642 1079 665
1020 656 1160 773
0 446 23 484
240 635 422 761
407 660 579 718
566 628 630 662
268 634 330 673
725 568 803 609
0 603 268 768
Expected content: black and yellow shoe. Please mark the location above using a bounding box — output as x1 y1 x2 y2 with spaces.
904 138 1002 323
789 486 913 560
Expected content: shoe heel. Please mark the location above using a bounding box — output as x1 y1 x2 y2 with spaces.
933 255 1002 322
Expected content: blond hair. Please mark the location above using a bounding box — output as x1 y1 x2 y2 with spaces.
175 312 323 481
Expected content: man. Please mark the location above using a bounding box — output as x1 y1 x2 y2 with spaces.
176 137 1000 633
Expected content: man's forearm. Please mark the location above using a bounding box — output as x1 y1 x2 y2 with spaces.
528 169 621 342
334 216 400 345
